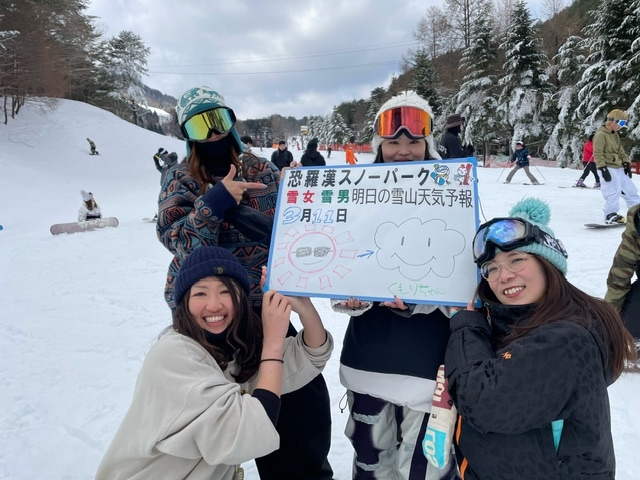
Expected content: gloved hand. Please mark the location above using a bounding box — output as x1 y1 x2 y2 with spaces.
600 166 612 182
623 162 633 178
423 365 457 469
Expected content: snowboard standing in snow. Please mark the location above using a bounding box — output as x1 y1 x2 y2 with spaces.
584 222 626 229
50 217 118 235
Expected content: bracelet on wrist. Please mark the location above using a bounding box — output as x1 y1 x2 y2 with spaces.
260 358 284 363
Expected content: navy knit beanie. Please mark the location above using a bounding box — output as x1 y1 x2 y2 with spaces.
174 247 251 305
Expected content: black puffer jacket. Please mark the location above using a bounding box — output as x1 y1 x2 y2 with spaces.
300 149 326 167
445 303 615 480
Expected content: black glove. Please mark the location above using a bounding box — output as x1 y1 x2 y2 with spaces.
623 162 632 178
600 166 612 182
224 204 273 246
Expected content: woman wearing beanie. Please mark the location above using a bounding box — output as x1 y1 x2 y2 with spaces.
157 86 334 479
445 198 636 479
96 246 333 480
300 138 326 167
438 114 465 159
332 91 459 480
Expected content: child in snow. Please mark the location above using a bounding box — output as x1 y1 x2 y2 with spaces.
332 91 459 480
503 140 539 184
95 246 333 480
78 190 101 222
445 197 636 479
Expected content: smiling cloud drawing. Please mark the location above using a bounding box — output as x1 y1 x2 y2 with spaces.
374 218 466 280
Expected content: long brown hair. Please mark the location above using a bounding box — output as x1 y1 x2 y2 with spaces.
477 255 637 378
187 140 251 195
84 199 98 210
172 275 263 383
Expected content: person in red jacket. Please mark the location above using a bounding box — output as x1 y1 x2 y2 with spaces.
575 134 600 188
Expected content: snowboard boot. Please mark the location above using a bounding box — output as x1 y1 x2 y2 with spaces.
575 179 586 188
605 212 625 225
503 181 510 184
594 182 601 189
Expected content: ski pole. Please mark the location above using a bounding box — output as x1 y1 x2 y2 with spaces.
496 165 507 183
533 165 547 182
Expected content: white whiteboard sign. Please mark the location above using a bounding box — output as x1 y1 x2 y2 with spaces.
265 159 480 306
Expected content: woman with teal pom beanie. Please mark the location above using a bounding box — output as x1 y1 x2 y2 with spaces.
444 197 636 479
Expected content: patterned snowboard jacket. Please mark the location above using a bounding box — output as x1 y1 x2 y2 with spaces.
156 154 280 310
445 303 616 479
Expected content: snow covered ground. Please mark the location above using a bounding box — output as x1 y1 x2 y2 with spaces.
2 99 639 479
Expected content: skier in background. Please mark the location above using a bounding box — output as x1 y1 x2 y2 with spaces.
575 134 600 188
153 148 178 187
78 190 102 221
345 136 358 165
503 140 540 185
87 138 99 155
593 108 640 224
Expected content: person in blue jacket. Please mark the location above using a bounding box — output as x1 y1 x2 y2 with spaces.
503 140 540 184
446 197 636 479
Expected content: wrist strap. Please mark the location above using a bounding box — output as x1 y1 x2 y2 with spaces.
260 358 284 363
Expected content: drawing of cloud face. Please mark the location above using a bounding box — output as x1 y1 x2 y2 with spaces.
374 218 466 280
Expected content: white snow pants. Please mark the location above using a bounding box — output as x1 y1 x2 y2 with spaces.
601 167 640 219
345 391 459 480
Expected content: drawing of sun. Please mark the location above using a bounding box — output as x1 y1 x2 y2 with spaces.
272 224 356 290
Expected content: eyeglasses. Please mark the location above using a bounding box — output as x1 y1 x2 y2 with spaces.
181 107 236 142
480 255 531 281
374 106 432 138
472 218 568 265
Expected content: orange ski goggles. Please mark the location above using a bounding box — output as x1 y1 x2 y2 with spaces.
374 106 433 138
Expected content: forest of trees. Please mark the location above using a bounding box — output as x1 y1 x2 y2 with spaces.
2 0 639 165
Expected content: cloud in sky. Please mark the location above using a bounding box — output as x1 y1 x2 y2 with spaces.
86 0 546 120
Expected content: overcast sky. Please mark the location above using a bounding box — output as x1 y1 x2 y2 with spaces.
85 0 546 120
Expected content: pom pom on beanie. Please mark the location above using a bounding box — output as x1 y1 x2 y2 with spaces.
506 198 568 275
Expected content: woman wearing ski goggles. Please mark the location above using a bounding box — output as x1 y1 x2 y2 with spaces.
443 198 636 480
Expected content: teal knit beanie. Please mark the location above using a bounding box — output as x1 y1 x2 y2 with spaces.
175 86 243 156
503 198 568 275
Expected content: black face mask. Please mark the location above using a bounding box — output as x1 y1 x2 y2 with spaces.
195 136 234 177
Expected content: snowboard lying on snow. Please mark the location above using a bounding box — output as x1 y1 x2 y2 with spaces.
50 217 119 235
584 222 625 229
